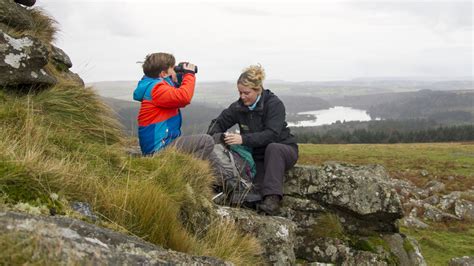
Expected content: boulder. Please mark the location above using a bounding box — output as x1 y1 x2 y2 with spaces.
423 204 460 222
381 234 426 266
454 199 474 221
295 233 425 266
0 211 230 265
51 45 72 68
0 31 56 87
296 236 388 266
48 44 84 86
216 206 297 265
285 163 403 231
439 191 462 211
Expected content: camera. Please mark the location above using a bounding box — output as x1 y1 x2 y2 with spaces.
174 62 198 74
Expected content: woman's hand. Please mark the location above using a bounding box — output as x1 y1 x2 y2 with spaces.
224 133 243 145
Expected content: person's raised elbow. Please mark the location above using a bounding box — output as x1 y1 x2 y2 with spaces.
179 97 192 107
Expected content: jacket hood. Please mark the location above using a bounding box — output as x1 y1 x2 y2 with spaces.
133 75 175 102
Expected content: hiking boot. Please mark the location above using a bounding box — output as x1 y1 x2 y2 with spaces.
257 195 281 215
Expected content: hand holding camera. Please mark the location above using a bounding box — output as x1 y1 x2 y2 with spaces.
174 62 198 74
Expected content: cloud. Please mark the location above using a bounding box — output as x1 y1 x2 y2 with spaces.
37 0 472 82
215 4 273 17
350 1 472 31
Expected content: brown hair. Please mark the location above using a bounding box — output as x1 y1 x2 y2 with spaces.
142 53 175 78
237 64 265 93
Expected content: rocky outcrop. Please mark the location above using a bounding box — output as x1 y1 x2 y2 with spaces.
0 211 230 265
0 0 83 88
274 163 426 265
284 163 403 234
209 163 429 265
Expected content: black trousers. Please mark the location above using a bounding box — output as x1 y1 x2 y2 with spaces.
253 143 298 197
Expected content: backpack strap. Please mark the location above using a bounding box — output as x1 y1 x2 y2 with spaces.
227 149 252 189
226 149 240 178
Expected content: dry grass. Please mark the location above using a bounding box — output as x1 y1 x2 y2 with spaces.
29 8 58 44
2 6 58 44
198 220 264 265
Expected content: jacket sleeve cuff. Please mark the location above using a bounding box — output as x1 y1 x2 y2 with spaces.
241 134 249 146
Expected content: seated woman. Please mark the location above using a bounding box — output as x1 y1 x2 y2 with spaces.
208 64 298 215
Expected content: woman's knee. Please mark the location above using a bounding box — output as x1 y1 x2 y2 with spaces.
265 143 283 154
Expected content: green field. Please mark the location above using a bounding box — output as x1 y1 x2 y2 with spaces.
298 143 474 191
298 143 474 265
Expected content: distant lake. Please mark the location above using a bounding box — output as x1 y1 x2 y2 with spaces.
288 106 379 127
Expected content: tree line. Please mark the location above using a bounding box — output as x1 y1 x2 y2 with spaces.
295 124 474 144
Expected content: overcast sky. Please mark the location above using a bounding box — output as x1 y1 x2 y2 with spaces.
37 0 472 83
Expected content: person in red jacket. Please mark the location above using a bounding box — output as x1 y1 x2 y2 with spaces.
133 52 213 159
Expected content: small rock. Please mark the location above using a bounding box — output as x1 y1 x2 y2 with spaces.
71 202 99 222
439 192 462 211
420 170 429 177
51 45 73 68
423 204 460 222
423 195 440 205
454 200 474 221
401 216 429 229
449 256 474 266
424 180 445 196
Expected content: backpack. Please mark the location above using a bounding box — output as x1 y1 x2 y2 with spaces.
210 143 262 206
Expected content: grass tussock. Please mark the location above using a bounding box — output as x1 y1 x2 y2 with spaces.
198 220 264 265
0 85 262 264
29 8 58 44
2 6 58 44
311 212 345 239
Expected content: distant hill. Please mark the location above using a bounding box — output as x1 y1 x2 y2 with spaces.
102 97 224 136
94 80 473 131
329 90 474 125
90 78 472 107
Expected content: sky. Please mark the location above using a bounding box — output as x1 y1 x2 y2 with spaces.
37 0 473 83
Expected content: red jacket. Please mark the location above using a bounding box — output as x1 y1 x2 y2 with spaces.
133 73 195 154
